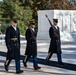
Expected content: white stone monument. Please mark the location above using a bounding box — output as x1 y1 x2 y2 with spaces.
37 10 76 42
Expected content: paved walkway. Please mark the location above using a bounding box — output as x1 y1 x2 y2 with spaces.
0 40 76 75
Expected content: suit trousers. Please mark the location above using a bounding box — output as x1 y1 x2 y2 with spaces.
24 55 38 68
5 58 20 71
47 53 62 63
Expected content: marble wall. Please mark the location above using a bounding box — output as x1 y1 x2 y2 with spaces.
54 10 76 32
37 10 76 41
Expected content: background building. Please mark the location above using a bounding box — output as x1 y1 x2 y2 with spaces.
37 10 76 42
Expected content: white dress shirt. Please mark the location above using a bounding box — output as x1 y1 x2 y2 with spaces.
54 25 58 29
12 25 17 31
31 28 35 31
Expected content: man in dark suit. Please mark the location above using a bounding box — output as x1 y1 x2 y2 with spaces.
46 19 64 65
23 22 41 70
5 20 23 74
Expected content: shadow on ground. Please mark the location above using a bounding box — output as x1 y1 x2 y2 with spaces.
0 51 76 71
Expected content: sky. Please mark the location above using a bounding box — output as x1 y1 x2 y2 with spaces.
0 0 2 1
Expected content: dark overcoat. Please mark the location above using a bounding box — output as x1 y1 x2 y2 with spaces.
25 28 37 57
49 26 62 54
5 26 20 60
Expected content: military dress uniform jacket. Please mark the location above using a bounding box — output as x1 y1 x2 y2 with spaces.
5 26 20 60
25 28 37 57
49 26 62 54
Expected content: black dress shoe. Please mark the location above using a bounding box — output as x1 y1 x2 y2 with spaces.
58 62 65 65
16 70 23 74
4 64 8 71
46 58 50 63
34 66 41 70
23 60 27 67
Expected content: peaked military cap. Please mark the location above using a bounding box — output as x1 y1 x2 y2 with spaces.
30 22 35 25
53 19 58 23
12 19 17 23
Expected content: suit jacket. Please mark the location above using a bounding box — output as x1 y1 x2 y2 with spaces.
25 28 37 56
48 26 62 54
5 26 20 60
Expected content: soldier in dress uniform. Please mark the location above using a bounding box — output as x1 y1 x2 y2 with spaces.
46 19 64 65
4 19 23 74
23 22 41 70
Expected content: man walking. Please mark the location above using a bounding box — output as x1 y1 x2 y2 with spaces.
46 19 64 65
5 19 23 74
23 22 41 70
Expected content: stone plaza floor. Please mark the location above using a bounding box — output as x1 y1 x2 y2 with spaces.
0 40 76 75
